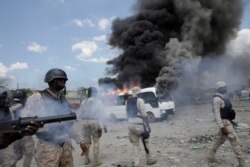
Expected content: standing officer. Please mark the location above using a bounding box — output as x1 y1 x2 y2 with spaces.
20 68 82 167
0 86 41 166
11 90 36 167
79 87 107 167
126 86 157 167
207 81 245 167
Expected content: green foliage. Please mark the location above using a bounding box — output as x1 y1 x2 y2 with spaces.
77 87 88 102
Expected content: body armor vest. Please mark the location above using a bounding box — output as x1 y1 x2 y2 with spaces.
213 95 235 120
126 97 139 118
38 89 72 145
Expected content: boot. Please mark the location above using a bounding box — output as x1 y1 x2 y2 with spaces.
146 156 157 165
92 155 102 166
206 151 219 163
133 162 143 167
84 155 90 165
83 144 90 165
238 159 245 167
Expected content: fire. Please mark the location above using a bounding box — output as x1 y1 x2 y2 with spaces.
101 80 138 96
100 80 139 105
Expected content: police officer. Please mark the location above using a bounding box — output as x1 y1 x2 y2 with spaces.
20 68 82 167
0 86 40 166
11 90 36 167
126 86 157 167
79 87 107 166
207 81 245 167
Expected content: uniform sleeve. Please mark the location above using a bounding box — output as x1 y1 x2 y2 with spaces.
137 98 147 118
20 92 44 117
212 97 224 128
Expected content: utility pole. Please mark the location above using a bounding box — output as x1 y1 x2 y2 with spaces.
16 77 19 90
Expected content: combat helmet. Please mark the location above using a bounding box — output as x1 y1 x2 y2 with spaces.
0 86 12 107
44 68 68 83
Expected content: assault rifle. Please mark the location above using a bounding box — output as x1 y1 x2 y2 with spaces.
0 112 77 133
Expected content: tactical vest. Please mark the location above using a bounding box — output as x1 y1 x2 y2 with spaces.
38 89 72 145
213 95 235 120
126 97 139 118
0 107 12 121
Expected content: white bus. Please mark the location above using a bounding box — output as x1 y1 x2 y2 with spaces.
104 87 175 122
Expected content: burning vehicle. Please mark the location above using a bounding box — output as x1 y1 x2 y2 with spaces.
103 86 175 122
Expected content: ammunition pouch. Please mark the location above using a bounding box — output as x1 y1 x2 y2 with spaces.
228 109 236 120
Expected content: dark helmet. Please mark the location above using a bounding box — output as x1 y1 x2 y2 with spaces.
0 86 12 107
44 68 68 83
87 87 98 97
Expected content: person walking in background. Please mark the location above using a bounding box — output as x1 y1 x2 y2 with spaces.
207 81 245 167
20 68 82 167
79 86 107 166
126 86 157 167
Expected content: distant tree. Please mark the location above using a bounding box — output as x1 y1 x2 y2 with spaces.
23 88 33 96
77 87 88 102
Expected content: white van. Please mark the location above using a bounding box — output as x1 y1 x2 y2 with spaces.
104 87 175 122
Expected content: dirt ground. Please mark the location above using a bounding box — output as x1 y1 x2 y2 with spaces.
17 100 250 167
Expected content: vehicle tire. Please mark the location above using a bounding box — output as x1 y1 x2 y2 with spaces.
147 112 156 122
110 114 117 122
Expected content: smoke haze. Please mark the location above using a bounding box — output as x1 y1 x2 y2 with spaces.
104 0 244 92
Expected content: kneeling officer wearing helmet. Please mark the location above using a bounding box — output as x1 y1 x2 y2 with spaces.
20 68 82 167
207 81 245 167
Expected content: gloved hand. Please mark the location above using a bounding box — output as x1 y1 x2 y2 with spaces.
80 142 88 156
22 121 43 136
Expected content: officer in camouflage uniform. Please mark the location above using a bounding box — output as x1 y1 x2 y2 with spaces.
126 86 157 167
79 87 107 167
0 86 17 167
207 81 245 167
0 86 40 167
20 68 82 167
11 90 35 167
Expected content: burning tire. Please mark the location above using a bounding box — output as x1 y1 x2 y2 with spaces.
147 112 156 122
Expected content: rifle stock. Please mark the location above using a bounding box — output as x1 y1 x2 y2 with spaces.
0 112 77 133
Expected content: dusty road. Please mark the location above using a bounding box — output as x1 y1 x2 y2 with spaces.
17 100 250 167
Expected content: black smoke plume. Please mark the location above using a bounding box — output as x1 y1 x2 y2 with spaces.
103 0 243 91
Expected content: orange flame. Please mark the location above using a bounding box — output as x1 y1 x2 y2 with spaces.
101 80 138 96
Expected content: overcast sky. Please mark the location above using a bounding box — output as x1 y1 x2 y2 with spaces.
0 0 249 90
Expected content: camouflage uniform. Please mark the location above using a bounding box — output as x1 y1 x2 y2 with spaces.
79 96 105 166
0 102 17 167
208 92 245 166
13 136 35 167
0 143 16 167
11 102 36 167
126 87 157 167
21 89 81 167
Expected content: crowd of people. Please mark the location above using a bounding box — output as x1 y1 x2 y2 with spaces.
0 68 246 167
